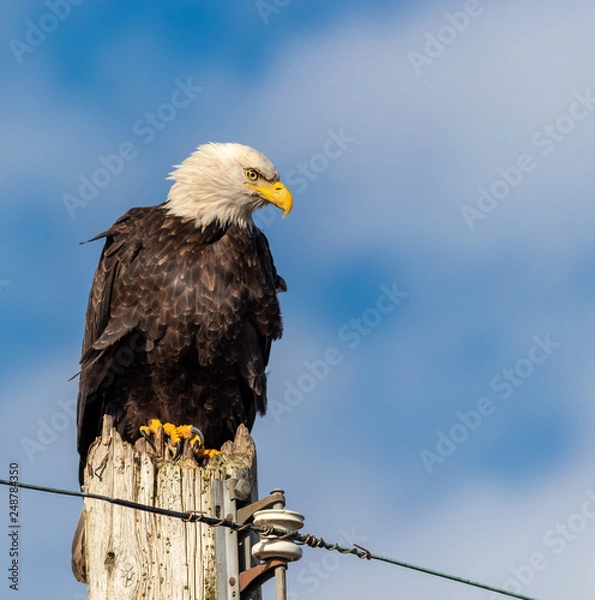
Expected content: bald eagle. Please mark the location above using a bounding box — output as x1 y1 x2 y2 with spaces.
76 143 292 484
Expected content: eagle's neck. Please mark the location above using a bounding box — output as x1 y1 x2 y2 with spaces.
165 182 255 230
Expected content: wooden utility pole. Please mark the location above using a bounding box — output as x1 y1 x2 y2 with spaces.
74 416 258 600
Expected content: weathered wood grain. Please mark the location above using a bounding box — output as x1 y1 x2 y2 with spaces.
78 416 256 600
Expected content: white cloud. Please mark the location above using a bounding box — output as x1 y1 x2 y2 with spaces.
204 0 595 259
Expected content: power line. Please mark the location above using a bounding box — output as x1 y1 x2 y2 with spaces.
0 478 540 600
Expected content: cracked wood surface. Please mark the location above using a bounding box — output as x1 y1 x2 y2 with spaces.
79 416 256 600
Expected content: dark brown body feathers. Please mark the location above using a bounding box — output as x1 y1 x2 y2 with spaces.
76 205 284 483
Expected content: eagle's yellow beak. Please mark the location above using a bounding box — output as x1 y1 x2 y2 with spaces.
246 181 293 217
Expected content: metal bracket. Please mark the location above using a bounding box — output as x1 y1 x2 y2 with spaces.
214 488 290 600
227 478 252 502
237 488 286 525
240 559 287 599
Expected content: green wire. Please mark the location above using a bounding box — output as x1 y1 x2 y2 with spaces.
360 553 537 600
290 532 539 600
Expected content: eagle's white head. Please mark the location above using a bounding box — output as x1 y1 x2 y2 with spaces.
165 142 293 228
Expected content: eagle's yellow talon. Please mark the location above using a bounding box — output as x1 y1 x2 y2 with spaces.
140 419 164 437
139 421 217 460
176 425 197 440
189 435 203 450
187 433 218 459
162 422 181 444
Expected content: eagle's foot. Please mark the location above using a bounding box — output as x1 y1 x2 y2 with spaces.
189 435 221 460
139 419 164 447
169 424 203 461
139 420 219 462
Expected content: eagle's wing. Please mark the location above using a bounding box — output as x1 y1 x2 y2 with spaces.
236 228 285 416
76 210 227 464
76 209 145 458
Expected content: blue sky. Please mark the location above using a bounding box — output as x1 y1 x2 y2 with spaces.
2 0 595 598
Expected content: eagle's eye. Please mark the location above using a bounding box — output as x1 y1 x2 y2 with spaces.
246 168 260 181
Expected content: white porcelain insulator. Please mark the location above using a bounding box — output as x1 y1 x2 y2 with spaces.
252 509 305 533
251 509 305 562
252 539 303 562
